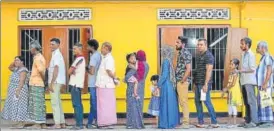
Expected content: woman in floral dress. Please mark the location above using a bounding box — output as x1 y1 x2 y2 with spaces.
2 56 30 128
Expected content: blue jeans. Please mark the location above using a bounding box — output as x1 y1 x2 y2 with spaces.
87 87 97 125
194 84 217 124
69 85 83 127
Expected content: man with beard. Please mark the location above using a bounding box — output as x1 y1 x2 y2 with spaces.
238 37 258 128
175 36 192 129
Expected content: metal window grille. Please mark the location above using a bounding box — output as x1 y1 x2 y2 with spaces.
68 28 81 66
20 29 43 71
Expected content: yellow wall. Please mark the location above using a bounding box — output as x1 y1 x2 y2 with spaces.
1 1 274 113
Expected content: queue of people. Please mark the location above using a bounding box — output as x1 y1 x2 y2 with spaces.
1 36 274 130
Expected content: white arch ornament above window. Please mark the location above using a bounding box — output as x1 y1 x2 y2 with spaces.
19 8 92 21
158 8 230 20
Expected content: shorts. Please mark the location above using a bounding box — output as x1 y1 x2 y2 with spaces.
228 105 237 116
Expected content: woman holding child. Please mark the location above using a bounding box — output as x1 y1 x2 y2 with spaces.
124 50 149 129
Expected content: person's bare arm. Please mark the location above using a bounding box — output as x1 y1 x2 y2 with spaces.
16 71 27 97
68 67 75 75
182 63 191 82
8 62 16 71
262 65 272 89
205 64 213 85
88 66 95 75
106 70 116 79
36 60 46 80
50 66 58 85
18 71 27 90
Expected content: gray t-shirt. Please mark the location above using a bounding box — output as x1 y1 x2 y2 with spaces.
240 49 257 86
88 51 101 87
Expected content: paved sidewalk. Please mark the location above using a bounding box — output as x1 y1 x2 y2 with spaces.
0 117 252 130
1 117 274 130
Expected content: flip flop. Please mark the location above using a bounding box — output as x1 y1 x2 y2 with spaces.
48 125 62 130
195 124 206 128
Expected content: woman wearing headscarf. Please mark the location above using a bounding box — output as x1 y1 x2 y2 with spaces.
136 50 150 115
124 52 144 129
158 45 180 129
2 56 30 128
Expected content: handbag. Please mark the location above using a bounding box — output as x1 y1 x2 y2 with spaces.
259 90 274 108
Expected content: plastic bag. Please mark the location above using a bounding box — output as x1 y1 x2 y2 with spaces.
260 91 274 108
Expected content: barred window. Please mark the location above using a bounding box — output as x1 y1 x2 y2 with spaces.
20 29 43 71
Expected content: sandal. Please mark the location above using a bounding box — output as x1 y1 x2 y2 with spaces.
48 125 62 130
195 124 206 128
25 124 42 129
11 123 25 129
207 124 220 129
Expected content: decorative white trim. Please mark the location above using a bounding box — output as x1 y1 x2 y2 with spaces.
19 8 92 21
158 8 230 20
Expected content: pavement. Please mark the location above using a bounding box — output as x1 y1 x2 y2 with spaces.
1 117 274 130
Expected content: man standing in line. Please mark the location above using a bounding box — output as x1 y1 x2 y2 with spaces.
48 38 66 129
96 42 118 129
27 40 47 129
86 39 101 128
68 43 86 130
193 39 218 128
238 37 258 128
255 41 273 128
175 36 191 129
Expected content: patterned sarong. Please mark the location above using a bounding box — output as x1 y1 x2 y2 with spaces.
28 86 46 123
258 86 273 123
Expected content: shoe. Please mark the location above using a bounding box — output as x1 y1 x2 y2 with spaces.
86 124 97 129
98 126 114 129
181 124 190 129
238 123 246 127
206 124 220 129
244 122 257 128
227 125 237 129
70 126 83 130
259 123 273 128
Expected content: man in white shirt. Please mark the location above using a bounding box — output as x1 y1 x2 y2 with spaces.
68 43 86 130
86 39 101 128
96 42 118 128
48 38 66 129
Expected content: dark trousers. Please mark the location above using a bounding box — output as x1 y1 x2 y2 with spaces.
69 85 83 127
87 87 97 125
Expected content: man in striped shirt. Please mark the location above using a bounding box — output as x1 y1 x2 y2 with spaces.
193 38 218 128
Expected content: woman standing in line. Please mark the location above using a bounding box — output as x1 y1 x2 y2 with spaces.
2 56 30 128
125 52 144 129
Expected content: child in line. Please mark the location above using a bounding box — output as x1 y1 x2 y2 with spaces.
147 75 160 127
125 53 139 98
222 58 242 128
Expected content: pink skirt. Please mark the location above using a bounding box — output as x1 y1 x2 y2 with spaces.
97 88 117 126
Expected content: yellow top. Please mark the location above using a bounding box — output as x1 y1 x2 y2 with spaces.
228 73 242 106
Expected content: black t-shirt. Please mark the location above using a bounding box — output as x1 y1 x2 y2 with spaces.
194 50 214 85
